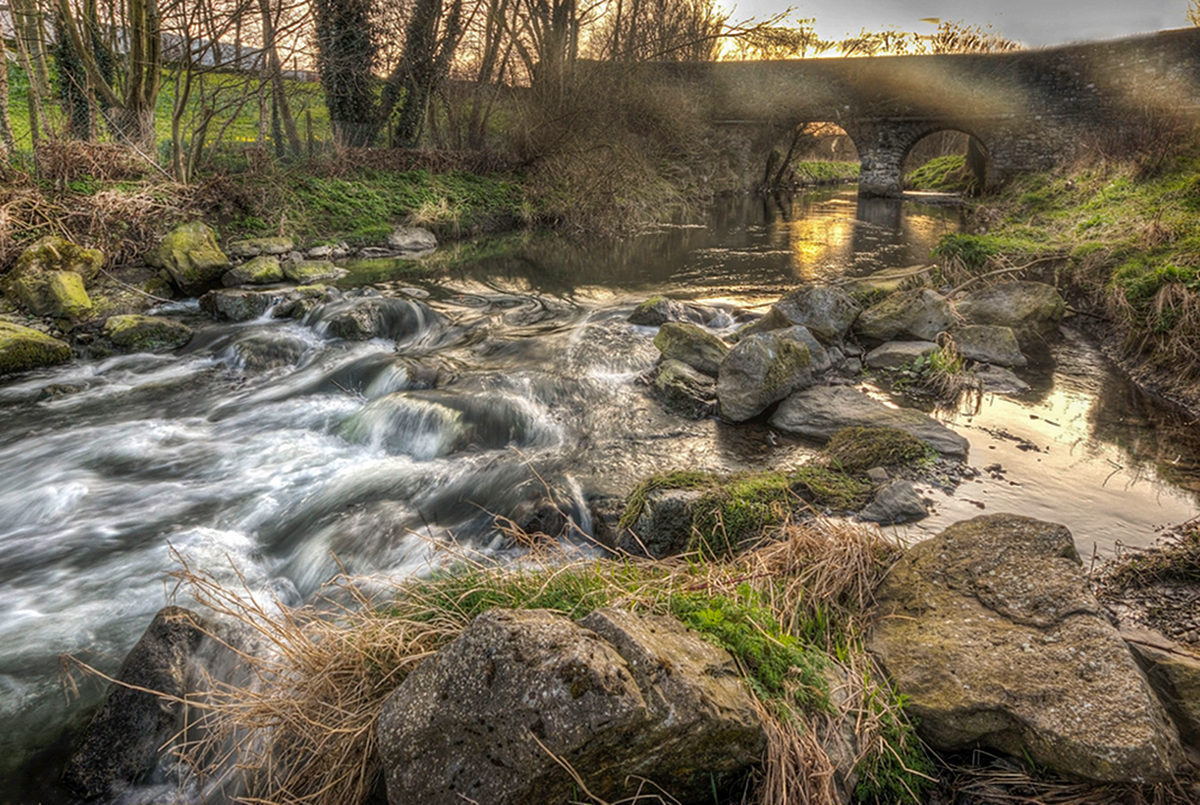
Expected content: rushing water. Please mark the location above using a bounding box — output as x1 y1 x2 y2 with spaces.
2 189 1198 801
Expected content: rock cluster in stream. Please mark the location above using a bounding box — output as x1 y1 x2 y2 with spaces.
63 515 1200 803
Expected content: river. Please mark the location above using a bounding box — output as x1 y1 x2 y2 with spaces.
1 189 1197 802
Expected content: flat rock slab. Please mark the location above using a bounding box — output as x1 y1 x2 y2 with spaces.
864 340 937 370
868 514 1185 783
377 608 764 805
769 385 968 459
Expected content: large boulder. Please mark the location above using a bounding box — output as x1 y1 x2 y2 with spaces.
283 259 347 284
62 606 208 801
855 289 954 343
749 285 861 343
0 320 72 375
778 325 831 373
199 288 288 321
650 359 716 419
864 340 938 371
376 608 764 805
956 281 1065 338
717 331 812 422
868 514 1185 783
14 235 103 283
1124 628 1200 749
147 222 232 295
222 254 284 286
770 386 969 459
653 322 728 377
103 315 193 352
10 269 93 318
953 324 1027 367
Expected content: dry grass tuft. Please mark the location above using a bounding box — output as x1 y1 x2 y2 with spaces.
80 516 920 805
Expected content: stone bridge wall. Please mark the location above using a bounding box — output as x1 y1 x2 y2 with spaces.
625 27 1200 195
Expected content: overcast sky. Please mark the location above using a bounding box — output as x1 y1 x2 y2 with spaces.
726 0 1195 47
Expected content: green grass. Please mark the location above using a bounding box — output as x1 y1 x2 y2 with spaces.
904 154 972 192
822 427 932 473
793 160 860 184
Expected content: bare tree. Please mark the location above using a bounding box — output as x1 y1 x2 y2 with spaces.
379 0 467 146
0 25 15 156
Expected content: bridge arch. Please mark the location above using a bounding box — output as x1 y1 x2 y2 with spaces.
901 128 990 194
842 119 997 198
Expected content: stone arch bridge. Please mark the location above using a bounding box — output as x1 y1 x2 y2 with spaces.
628 27 1200 196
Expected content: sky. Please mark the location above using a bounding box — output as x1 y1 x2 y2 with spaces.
726 0 1196 48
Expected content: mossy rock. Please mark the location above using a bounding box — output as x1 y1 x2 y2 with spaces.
0 320 72 375
283 260 348 284
146 222 232 295
11 270 93 319
15 236 103 283
222 255 284 287
103 315 193 352
226 236 294 259
652 322 728 376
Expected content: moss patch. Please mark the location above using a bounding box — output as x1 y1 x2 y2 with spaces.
103 314 193 351
0 320 72 375
790 466 872 512
822 426 931 473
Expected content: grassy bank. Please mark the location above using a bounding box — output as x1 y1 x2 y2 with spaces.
930 145 1200 403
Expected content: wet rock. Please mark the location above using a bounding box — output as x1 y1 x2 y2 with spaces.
222 254 284 286
376 608 764 805
283 259 347 284
652 322 728 377
199 288 287 321
1124 628 1200 749
0 320 73 375
975 364 1031 394
227 331 310 372
626 487 705 558
628 296 712 327
387 226 438 254
717 331 812 422
855 289 954 343
746 285 861 343
309 296 440 341
103 315 193 352
956 281 1065 338
779 325 831 373
868 514 1185 783
858 480 927 524
770 386 969 458
62 606 208 801
864 340 938 371
650 358 716 419
953 323 1026 367
10 269 93 318
147 222 232 295
226 236 294 258
14 235 103 283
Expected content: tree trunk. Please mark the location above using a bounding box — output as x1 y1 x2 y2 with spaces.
0 30 16 155
103 105 157 154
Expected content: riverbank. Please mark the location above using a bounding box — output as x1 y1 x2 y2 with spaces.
929 145 1200 414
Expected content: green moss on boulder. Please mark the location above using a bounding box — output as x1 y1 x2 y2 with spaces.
283 260 347 284
226 236 294 258
0 320 72 375
15 236 103 283
222 255 284 287
652 322 728 376
822 426 931 472
11 270 93 318
103 315 193 352
147 222 232 295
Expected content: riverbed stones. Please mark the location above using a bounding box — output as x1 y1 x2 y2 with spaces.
629 296 714 327
953 323 1026 367
225 236 294 259
199 288 285 321
779 325 831 373
222 254 284 286
749 285 861 343
387 225 437 254
858 479 927 524
376 608 764 805
147 222 232 295
650 358 716 419
770 386 969 458
653 322 728 376
62 606 208 801
868 514 1185 783
103 314 193 352
864 340 938 370
956 281 1065 337
309 296 439 342
975 364 1031 394
0 320 72 375
717 330 813 421
626 486 705 558
283 259 347 284
855 288 954 343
